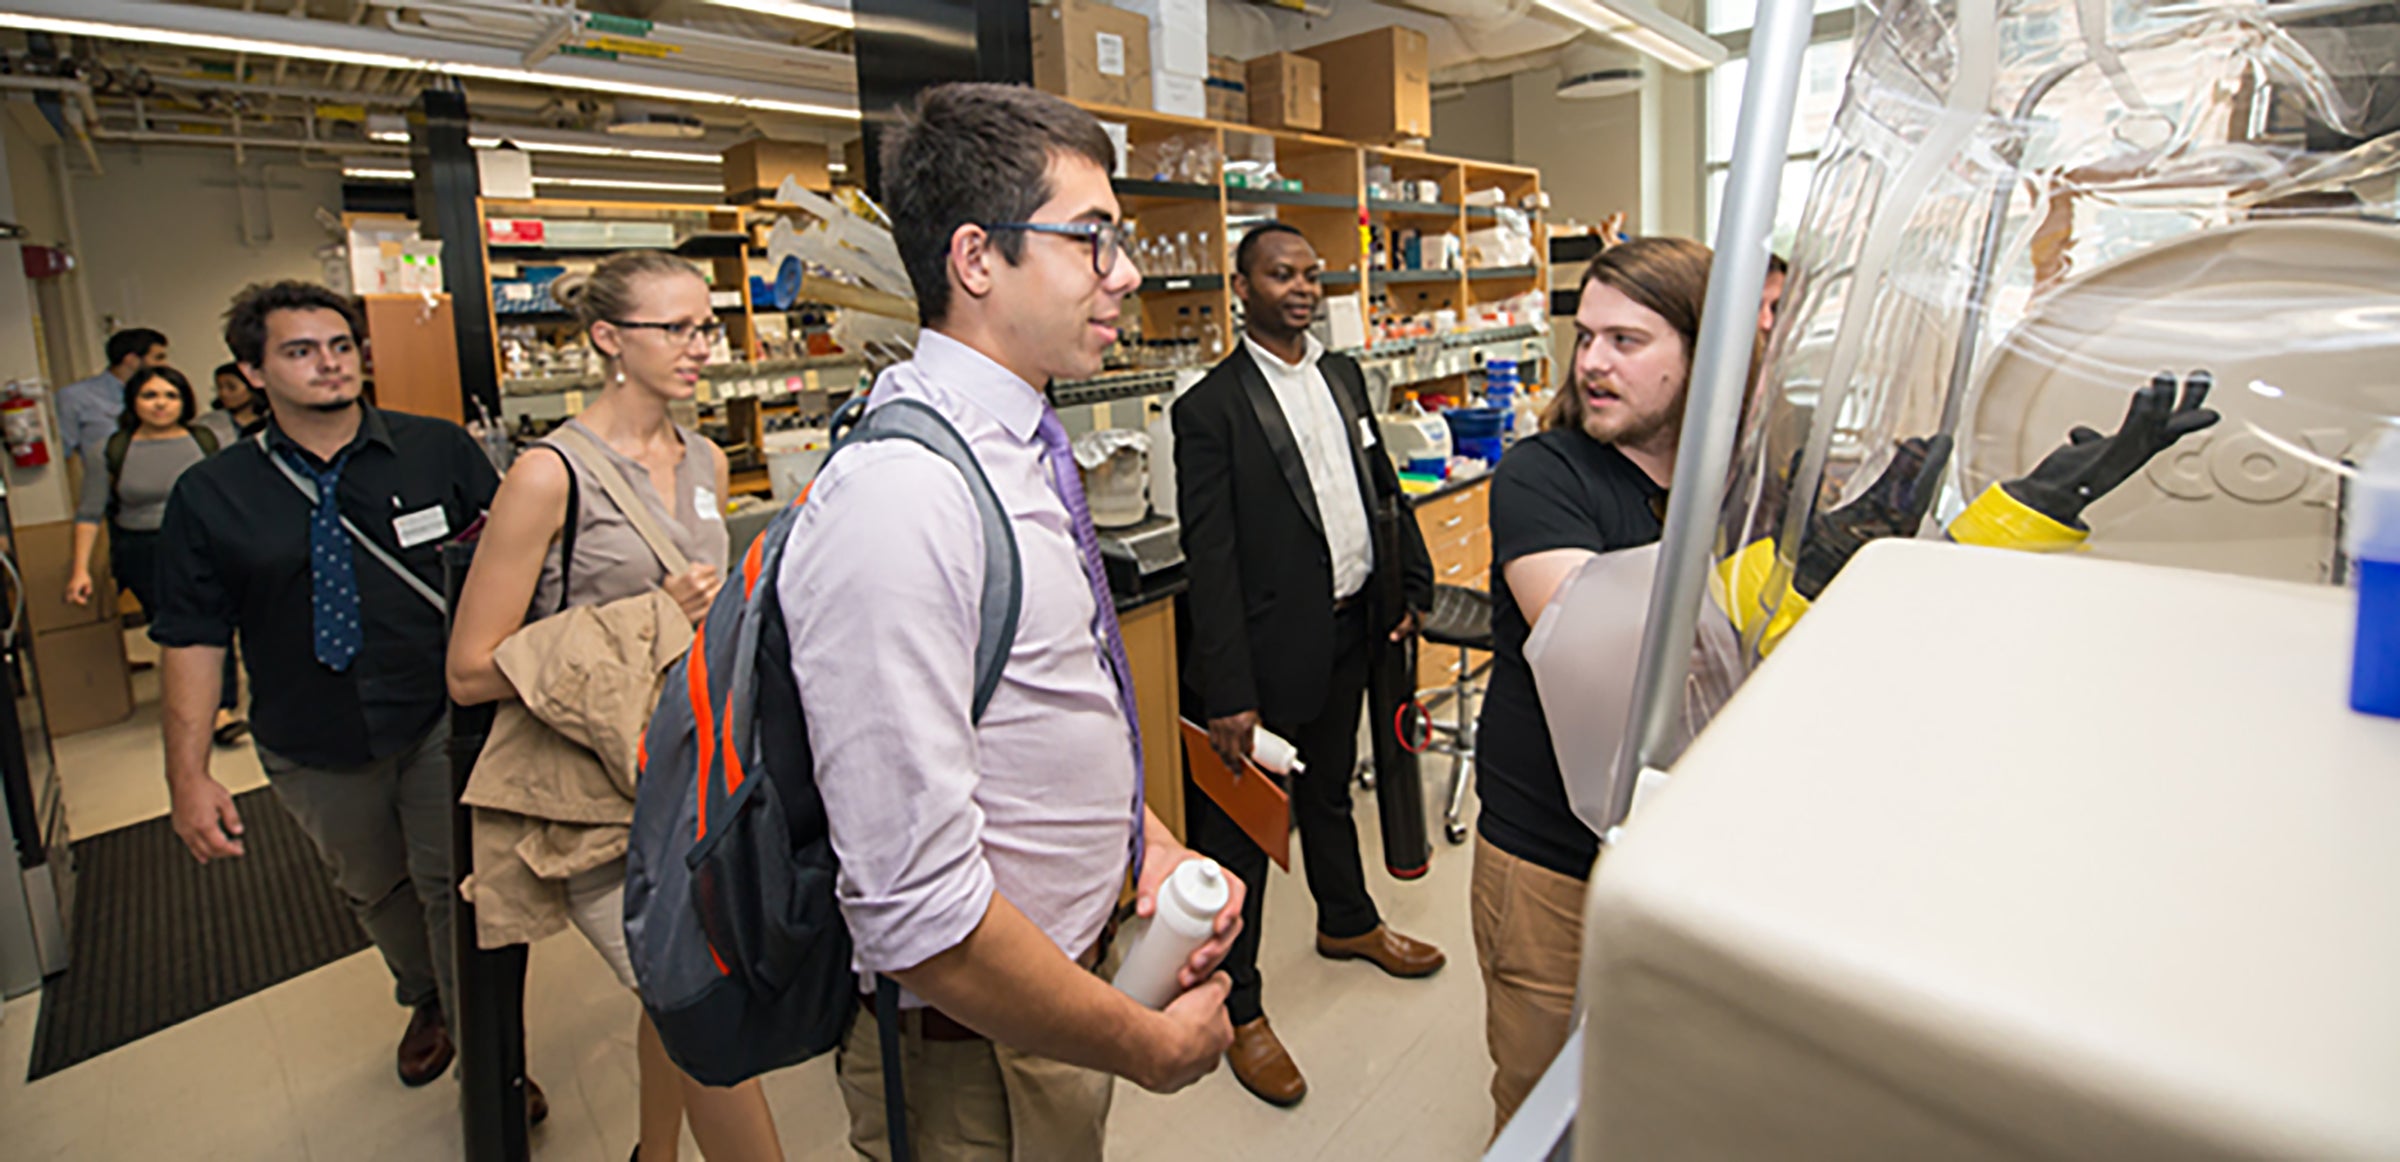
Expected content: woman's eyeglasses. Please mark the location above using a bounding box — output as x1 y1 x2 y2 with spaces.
610 319 726 347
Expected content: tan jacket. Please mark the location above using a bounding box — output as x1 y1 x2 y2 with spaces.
461 589 689 948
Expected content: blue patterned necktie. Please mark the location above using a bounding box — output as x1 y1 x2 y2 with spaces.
278 446 363 672
1033 408 1147 879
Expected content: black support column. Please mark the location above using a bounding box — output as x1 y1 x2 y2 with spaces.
411 88 503 428
851 0 1034 201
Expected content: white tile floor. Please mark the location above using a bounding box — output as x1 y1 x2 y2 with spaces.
7 669 1501 1161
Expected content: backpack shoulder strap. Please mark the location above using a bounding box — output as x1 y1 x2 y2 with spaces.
838 399 1024 721
104 429 131 485
191 424 219 457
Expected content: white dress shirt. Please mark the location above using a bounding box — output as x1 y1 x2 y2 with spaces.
1244 332 1374 600
778 330 1138 992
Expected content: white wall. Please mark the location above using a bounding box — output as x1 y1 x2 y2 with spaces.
1428 77 1514 166
68 145 346 374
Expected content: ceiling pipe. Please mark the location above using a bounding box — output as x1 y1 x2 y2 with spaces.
0 76 108 174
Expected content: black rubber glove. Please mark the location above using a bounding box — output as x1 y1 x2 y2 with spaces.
2003 371 2219 530
1794 434 1955 599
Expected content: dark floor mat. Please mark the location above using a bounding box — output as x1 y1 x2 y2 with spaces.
25 787 369 1080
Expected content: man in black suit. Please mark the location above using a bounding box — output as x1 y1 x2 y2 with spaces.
1173 222 1443 1108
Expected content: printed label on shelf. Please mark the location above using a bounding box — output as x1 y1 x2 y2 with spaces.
1096 32 1126 77
804 369 822 392
562 390 585 413
697 380 714 403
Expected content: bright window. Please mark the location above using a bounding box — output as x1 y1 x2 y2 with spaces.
1702 2 1859 248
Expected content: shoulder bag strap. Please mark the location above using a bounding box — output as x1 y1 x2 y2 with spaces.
547 425 694 578
532 442 581 616
255 431 448 613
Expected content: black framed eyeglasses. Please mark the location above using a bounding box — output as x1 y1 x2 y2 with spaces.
983 221 1134 277
610 318 725 347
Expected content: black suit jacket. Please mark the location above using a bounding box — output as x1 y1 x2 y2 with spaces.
1174 342 1435 726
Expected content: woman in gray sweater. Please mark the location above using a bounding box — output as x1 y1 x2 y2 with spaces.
66 365 247 744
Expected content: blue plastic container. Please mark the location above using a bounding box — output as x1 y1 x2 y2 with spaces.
2348 432 2400 718
1445 406 1507 464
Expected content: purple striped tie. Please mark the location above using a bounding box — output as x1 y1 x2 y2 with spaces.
1034 408 1147 878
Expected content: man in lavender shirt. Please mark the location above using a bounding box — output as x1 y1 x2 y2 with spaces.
778 84 1243 1160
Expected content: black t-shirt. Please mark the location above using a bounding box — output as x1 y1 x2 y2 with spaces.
152 406 500 769
1475 427 1665 881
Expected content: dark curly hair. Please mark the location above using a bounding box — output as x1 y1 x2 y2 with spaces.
222 281 363 369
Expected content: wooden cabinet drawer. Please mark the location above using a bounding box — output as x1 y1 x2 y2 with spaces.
1429 527 1490 587
1413 479 1490 543
1417 640 1490 697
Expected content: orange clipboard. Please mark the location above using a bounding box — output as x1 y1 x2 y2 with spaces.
1180 718 1291 871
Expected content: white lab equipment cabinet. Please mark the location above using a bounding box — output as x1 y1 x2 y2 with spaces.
1577 540 2400 1161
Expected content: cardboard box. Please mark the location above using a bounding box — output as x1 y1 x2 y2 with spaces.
1153 71 1206 119
1032 0 1153 110
1297 26 1431 142
1206 55 1248 123
1245 52 1322 132
1109 0 1206 82
722 137 829 202
33 620 132 738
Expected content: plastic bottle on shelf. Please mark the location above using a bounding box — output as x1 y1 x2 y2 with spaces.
1176 306 1198 367
1111 858 1231 1009
1198 306 1222 360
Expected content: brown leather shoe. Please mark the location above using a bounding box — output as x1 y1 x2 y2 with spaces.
398 1003 454 1087
1315 925 1446 979
1226 1017 1306 1107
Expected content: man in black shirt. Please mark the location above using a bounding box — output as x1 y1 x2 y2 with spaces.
152 282 499 1090
1472 238 1712 1131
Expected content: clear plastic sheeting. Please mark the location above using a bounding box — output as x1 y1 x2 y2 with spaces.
1711 0 2400 676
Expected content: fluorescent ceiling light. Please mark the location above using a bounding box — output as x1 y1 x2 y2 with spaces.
343 167 415 181
694 0 856 31
469 136 720 164
1532 0 1727 72
531 176 724 193
0 12 859 122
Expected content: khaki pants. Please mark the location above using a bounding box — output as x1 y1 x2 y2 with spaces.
1471 838 1587 1134
837 1004 1115 1162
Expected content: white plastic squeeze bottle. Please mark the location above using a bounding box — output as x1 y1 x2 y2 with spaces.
1112 859 1231 1009
1249 727 1305 775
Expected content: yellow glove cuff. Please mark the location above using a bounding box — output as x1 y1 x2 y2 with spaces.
1713 538 1811 656
1946 483 2090 552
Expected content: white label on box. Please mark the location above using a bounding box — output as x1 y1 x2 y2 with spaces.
1095 32 1126 77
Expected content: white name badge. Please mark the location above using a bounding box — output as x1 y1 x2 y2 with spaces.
694 486 722 521
394 505 451 548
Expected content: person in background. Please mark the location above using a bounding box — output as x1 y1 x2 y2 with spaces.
1471 238 1712 1132
1759 252 1789 335
781 82 1240 1160
64 366 247 745
448 250 780 1162
1173 221 1443 1108
196 360 268 447
57 327 170 465
149 282 513 1106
